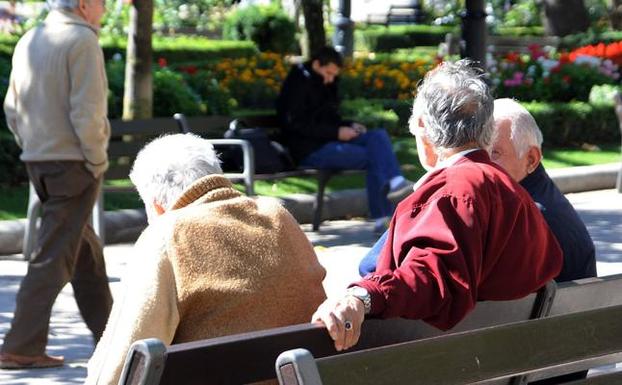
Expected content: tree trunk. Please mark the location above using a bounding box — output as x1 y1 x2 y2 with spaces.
123 0 153 120
300 0 326 59
542 0 589 37
611 0 622 30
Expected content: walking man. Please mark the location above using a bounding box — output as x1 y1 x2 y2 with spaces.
1 0 112 368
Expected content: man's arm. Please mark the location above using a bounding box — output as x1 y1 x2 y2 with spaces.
68 36 110 178
357 194 482 328
3 70 22 148
313 194 484 351
85 231 180 385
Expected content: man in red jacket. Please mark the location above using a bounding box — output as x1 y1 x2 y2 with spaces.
312 60 563 351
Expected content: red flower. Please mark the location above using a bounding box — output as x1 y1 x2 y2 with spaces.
158 58 168 68
562 75 571 83
505 52 520 63
179 65 198 75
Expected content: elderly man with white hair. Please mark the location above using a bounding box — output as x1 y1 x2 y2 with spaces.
85 134 327 385
490 98 596 283
312 60 563 352
1 0 111 369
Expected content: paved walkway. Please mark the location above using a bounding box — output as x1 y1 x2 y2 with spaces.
0 189 621 384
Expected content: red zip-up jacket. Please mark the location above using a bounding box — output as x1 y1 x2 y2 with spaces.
355 150 563 330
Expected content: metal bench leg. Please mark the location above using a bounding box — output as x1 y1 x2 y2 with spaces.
23 182 41 261
313 171 333 232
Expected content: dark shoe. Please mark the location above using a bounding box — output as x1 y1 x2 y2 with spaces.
0 352 64 369
387 180 415 204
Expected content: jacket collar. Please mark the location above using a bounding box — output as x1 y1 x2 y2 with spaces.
171 175 242 210
45 9 98 34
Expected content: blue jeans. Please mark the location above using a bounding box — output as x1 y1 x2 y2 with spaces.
359 229 388 276
300 129 402 219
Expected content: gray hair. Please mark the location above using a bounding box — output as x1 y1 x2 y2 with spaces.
47 0 79 10
493 98 543 157
410 59 494 150
129 133 223 210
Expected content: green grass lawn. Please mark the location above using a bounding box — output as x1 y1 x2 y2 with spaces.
0 142 619 220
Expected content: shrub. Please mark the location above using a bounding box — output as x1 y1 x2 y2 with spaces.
0 129 26 186
493 26 545 37
181 69 236 115
222 4 297 53
340 99 399 134
358 25 455 52
339 56 436 101
105 60 125 119
559 30 622 50
153 68 204 116
100 35 258 64
524 101 620 146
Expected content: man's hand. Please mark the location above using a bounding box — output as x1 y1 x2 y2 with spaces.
338 126 360 141
351 122 367 134
311 295 365 351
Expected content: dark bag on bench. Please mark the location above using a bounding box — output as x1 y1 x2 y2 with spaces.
222 126 294 174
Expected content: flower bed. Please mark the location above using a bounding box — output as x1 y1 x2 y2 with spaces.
489 45 620 102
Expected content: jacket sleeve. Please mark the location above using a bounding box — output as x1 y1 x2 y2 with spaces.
85 230 180 385
3 70 22 148
278 71 340 141
68 35 110 178
356 194 483 330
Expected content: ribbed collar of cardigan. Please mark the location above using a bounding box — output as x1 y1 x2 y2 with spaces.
171 175 242 210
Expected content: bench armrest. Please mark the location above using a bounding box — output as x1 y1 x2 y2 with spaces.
276 348 322 385
118 338 167 385
205 139 256 195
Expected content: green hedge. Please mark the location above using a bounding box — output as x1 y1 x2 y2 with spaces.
558 30 622 50
358 25 456 52
523 101 620 146
493 26 545 37
222 4 297 54
0 34 258 64
100 35 258 64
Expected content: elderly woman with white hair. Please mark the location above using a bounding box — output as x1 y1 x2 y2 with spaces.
312 60 563 352
85 134 327 385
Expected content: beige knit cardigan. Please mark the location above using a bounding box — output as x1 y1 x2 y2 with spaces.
86 175 326 385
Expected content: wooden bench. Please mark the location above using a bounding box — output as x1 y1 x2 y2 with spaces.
365 3 426 26
440 33 560 57
174 113 366 231
22 118 181 260
277 305 622 385
118 274 622 385
277 274 622 385
116 281 555 385
488 35 560 55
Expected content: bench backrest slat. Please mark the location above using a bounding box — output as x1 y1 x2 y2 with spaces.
549 274 622 316
122 284 553 385
278 305 622 385
105 118 181 181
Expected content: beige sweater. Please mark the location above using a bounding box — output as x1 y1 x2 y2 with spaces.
3 10 110 177
86 176 327 385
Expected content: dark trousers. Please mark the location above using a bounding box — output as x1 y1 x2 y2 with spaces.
1 161 113 356
300 129 402 219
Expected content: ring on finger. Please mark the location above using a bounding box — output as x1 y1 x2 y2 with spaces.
344 320 353 331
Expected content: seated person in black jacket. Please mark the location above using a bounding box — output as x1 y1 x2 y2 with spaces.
360 98 597 285
276 46 412 233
